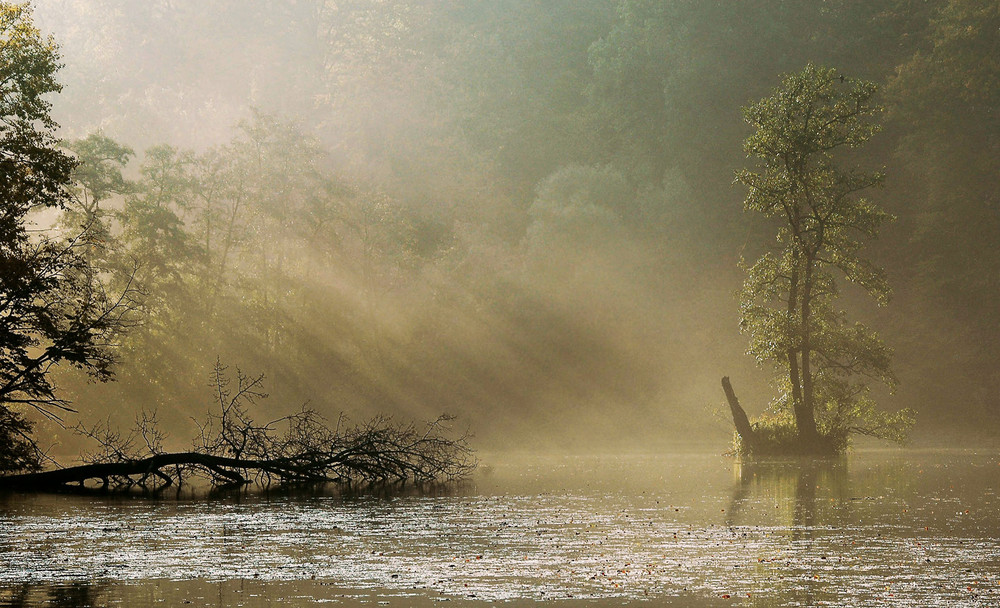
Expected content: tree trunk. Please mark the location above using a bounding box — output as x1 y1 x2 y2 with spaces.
797 257 820 443
787 263 805 423
0 452 264 491
722 377 758 453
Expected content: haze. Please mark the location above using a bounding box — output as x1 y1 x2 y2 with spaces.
29 1 998 454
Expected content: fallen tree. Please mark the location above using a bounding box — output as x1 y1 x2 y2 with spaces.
0 364 475 493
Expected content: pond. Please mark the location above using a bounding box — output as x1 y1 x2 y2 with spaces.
1 450 998 606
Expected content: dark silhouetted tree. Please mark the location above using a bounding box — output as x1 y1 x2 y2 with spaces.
0 3 140 472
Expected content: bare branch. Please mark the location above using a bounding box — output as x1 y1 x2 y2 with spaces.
0 366 475 492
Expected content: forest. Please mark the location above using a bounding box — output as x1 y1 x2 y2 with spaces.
1 0 997 470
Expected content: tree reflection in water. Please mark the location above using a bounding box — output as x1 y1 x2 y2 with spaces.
0 582 106 608
725 459 850 606
728 458 849 530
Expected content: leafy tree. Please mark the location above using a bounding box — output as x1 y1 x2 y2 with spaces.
119 145 199 294
733 64 914 454
65 132 134 224
61 132 134 273
0 3 139 472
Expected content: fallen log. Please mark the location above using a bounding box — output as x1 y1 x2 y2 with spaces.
0 438 475 492
0 364 476 494
0 452 254 491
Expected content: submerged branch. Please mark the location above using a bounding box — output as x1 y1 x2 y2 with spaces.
0 364 475 493
0 415 475 492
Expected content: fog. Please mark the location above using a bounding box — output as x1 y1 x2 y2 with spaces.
28 0 999 455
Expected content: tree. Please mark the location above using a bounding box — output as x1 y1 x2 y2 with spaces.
60 132 134 276
65 132 134 227
0 3 140 472
728 64 913 455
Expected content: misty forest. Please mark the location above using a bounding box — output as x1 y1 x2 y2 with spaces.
0 0 998 606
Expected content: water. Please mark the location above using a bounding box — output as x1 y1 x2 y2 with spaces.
1 450 999 606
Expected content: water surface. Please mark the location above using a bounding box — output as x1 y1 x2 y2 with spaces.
1 450 998 606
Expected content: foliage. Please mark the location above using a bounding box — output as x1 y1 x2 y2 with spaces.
885 0 1000 423
0 3 141 472
0 2 74 238
19 0 1000 446
0 233 141 415
61 132 134 270
734 64 914 452
733 413 846 459
0 407 40 473
53 112 450 429
65 132 134 218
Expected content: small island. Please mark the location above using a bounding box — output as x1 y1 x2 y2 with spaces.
722 65 914 458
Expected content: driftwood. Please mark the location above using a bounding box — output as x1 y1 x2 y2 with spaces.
0 364 475 493
0 425 475 492
0 452 252 490
722 376 758 452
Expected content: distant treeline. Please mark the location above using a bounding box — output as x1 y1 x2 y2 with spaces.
33 0 999 446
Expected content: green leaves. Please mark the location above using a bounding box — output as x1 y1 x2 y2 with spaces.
66 132 134 208
736 64 910 448
0 4 75 244
741 64 882 160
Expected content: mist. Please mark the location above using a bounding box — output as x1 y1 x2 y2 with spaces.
27 0 999 455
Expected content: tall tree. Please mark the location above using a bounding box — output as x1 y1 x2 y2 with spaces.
733 64 913 454
0 3 139 472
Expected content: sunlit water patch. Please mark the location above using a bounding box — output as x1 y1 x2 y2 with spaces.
1 451 999 606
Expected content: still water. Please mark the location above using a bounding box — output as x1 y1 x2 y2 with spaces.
0 450 998 606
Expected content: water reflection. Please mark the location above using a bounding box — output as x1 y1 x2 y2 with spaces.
0 582 106 608
1 452 998 606
727 459 848 533
202 478 464 502
725 460 850 607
